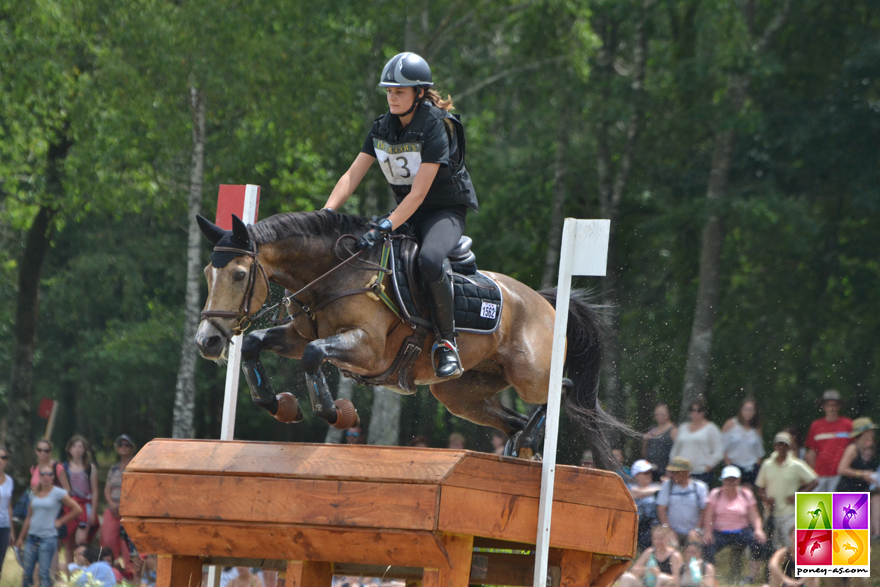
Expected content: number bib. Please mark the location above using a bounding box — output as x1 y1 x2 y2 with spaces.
374 138 422 186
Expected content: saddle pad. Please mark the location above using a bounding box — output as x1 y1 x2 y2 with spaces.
389 238 502 334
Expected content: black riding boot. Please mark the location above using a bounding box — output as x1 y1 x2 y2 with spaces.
425 271 463 379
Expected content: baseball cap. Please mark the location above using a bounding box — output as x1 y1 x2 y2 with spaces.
721 465 741 480
631 460 654 475
773 431 794 445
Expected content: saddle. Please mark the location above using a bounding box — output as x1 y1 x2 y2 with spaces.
389 235 503 334
339 234 503 393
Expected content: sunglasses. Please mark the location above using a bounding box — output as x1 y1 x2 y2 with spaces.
117 442 133 448
0 455 8 460
40 471 54 477
689 408 704 413
36 448 51 453
345 431 359 437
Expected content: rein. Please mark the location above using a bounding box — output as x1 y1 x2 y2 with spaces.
203 234 392 342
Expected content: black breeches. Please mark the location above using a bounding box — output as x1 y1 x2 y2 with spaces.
411 209 465 283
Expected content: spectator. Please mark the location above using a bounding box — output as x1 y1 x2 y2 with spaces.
679 539 716 587
721 399 764 488
229 566 262 587
0 445 16 580
68 543 90 575
781 426 804 460
140 554 158 587
27 439 68 581
754 432 818 548
702 466 768 585
804 389 852 492
60 435 100 573
656 456 709 545
101 434 137 576
345 427 364 445
768 527 818 587
489 430 507 455
72 545 117 587
835 417 880 536
447 433 466 449
15 464 82 587
613 449 632 480
619 525 682 587
629 460 662 552
409 436 430 448
100 548 126 583
643 403 677 479
581 450 595 468
670 400 723 486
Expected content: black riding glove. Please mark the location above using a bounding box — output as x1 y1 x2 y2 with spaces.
357 218 393 250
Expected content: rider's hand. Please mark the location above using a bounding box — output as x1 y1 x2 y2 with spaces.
357 218 393 250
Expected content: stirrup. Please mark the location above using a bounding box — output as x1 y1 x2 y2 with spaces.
431 339 462 379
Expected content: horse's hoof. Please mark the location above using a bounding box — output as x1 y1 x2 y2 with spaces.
273 393 303 423
331 399 359 430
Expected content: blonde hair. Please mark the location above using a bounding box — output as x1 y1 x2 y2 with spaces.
424 88 454 111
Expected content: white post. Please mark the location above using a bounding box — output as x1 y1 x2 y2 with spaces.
533 219 610 587
208 185 260 587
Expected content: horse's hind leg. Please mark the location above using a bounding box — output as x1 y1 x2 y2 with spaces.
429 370 529 436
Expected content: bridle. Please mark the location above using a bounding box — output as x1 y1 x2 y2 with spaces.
200 244 270 343
200 235 390 343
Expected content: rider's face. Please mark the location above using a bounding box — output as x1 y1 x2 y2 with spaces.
386 87 420 116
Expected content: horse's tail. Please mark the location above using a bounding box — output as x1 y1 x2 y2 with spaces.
538 288 636 471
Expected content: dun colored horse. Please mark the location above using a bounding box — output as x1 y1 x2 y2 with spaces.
194 210 626 467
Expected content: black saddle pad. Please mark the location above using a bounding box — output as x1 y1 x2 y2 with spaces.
389 237 502 334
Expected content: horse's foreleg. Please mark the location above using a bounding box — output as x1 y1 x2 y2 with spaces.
301 329 375 428
241 326 309 421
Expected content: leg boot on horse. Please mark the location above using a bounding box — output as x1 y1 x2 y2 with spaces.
424 270 463 379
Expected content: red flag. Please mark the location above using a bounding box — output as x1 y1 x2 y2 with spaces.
37 399 55 419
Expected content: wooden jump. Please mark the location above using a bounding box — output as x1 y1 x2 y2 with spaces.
121 440 637 587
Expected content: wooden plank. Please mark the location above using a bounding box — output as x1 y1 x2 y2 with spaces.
423 534 473 587
286 561 333 587
157 555 202 587
559 550 592 587
443 457 634 511
127 440 464 483
122 473 437 530
123 518 452 568
437 486 637 557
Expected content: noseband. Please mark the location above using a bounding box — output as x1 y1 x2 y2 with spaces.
200 244 270 342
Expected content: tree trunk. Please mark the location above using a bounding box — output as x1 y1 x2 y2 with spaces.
594 4 649 447
5 204 58 488
541 109 570 290
172 86 206 439
367 387 401 446
324 376 354 444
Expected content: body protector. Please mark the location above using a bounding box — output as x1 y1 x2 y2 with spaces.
372 102 478 212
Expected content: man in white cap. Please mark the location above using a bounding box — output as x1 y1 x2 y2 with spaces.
804 389 852 492
755 431 817 547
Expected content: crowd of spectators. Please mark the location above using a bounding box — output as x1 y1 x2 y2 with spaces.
622 389 877 586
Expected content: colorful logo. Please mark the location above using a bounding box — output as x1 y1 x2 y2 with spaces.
795 492 870 577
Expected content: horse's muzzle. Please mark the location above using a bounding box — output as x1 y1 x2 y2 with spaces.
195 320 228 360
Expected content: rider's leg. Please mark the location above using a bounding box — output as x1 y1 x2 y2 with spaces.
416 209 465 379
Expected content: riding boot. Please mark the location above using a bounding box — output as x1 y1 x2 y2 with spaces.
424 271 463 379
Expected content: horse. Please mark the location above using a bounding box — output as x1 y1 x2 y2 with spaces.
194 210 627 468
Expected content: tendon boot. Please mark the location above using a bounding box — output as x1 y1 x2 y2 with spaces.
425 271 463 379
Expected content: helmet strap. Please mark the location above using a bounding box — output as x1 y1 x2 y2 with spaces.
398 87 425 117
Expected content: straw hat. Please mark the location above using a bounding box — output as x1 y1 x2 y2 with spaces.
850 417 878 438
666 456 692 472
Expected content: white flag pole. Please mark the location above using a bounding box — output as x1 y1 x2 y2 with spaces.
533 219 610 587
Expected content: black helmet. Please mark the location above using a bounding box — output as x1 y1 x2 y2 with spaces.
379 53 433 88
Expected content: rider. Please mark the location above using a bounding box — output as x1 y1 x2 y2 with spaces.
322 52 478 379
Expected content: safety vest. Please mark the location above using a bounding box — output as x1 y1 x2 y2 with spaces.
372 102 478 212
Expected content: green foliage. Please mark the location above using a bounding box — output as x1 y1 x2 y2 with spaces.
1 0 878 467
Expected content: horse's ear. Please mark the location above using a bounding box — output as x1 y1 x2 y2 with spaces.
197 215 227 245
230 214 252 249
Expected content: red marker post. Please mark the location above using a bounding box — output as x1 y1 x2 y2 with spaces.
215 185 261 440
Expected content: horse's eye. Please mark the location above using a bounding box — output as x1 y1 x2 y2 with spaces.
232 270 247 282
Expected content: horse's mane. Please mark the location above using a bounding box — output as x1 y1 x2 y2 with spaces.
249 210 369 244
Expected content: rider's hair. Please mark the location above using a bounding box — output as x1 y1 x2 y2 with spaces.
423 87 454 111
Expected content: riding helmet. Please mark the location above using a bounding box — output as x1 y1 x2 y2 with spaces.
379 52 433 87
